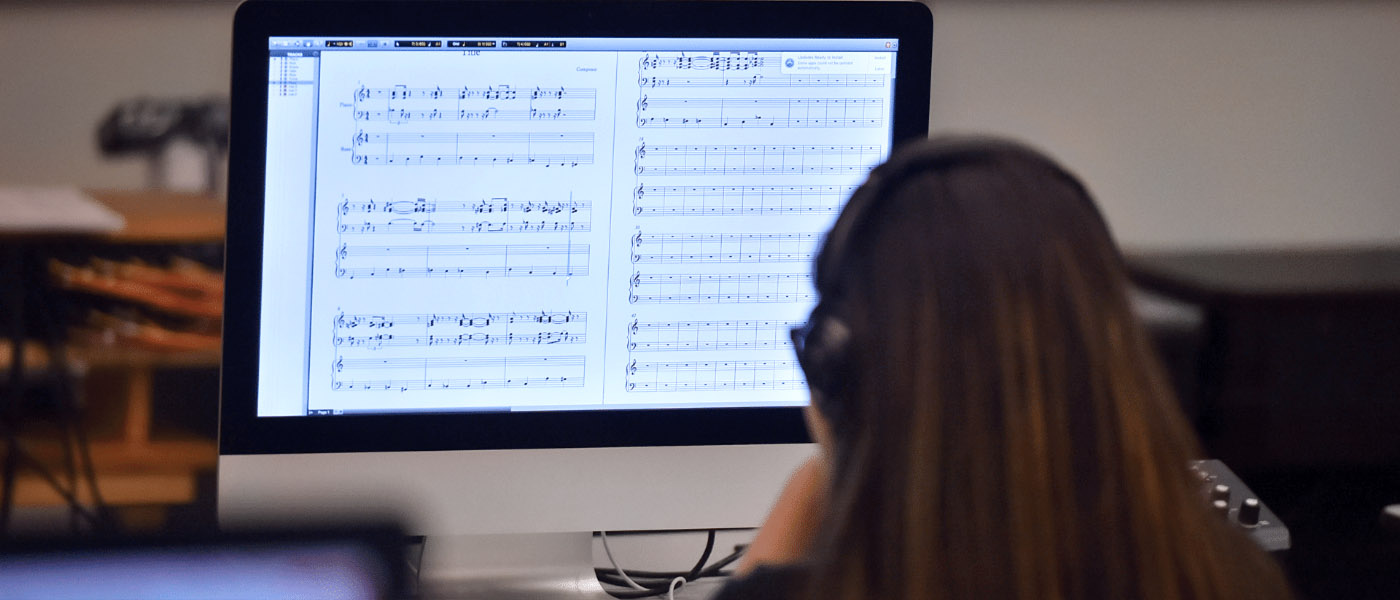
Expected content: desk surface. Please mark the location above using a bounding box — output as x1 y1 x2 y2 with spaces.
88 190 225 244
1127 246 1400 304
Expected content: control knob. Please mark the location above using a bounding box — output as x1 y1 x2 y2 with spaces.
1238 497 1261 527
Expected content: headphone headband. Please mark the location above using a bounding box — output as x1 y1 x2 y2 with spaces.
801 136 1105 410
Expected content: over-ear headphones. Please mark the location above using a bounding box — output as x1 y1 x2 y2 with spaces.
795 136 1105 422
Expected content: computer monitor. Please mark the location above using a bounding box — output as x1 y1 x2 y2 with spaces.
220 0 931 590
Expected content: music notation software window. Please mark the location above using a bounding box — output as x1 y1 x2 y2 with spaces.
259 37 898 417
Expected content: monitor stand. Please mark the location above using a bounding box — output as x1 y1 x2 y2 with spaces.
418 532 612 599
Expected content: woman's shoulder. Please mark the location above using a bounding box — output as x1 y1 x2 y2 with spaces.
709 563 813 600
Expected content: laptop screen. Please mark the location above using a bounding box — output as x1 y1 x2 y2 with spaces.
257 36 899 417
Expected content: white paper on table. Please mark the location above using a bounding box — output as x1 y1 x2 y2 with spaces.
0 186 125 234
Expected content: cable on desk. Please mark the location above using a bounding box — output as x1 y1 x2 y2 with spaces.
593 542 744 584
601 531 647 590
0 432 104 529
598 530 722 599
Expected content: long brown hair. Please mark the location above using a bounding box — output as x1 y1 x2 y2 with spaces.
800 137 1292 599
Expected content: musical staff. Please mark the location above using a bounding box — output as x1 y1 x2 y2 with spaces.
353 85 597 124
352 131 594 167
624 358 805 392
629 271 814 304
635 96 883 129
340 198 589 216
336 311 585 349
337 195 591 235
337 219 590 235
339 356 585 369
629 231 819 264
332 354 585 392
631 184 853 217
638 54 771 71
633 142 881 176
333 242 588 279
333 376 582 392
355 107 596 123
355 85 596 102
626 318 799 352
336 311 586 328
638 73 885 89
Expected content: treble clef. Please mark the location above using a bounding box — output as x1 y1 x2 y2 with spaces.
630 318 639 336
635 142 646 159
638 53 651 70
356 84 369 101
628 359 637 376
354 130 368 145
338 243 349 260
636 94 648 112
339 199 350 216
334 357 344 373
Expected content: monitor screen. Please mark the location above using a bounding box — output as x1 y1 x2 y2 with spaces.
257 36 900 417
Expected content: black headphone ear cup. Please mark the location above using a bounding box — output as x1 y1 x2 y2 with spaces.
800 315 854 425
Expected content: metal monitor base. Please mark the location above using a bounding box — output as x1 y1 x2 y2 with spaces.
418 532 612 599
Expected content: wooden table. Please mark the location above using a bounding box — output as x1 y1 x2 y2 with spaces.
1 190 224 528
1127 247 1400 469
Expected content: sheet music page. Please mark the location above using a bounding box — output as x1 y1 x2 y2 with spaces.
607 50 892 406
296 44 893 414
